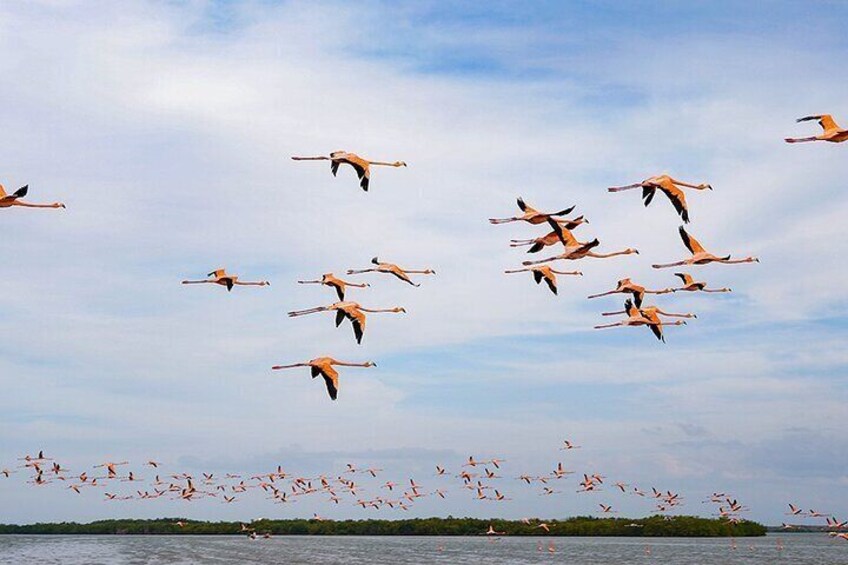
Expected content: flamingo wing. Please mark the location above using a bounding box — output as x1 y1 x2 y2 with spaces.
12 185 28 199
662 186 690 223
543 273 558 295
332 281 345 301
335 309 347 327
349 311 366 344
532 270 544 285
641 185 656 206
673 272 691 284
678 226 704 255
517 197 528 211
320 369 339 400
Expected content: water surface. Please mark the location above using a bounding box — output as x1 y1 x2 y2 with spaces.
0 533 841 564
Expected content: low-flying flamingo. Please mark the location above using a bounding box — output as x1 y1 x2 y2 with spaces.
272 357 375 401
509 216 588 253
287 301 406 344
182 269 270 291
785 115 848 144
608 175 712 223
0 184 65 210
489 197 575 225
504 266 582 295
602 304 695 342
595 299 686 341
298 273 369 300
291 151 407 191
587 278 673 308
652 226 758 269
670 273 732 293
347 258 435 287
522 219 638 266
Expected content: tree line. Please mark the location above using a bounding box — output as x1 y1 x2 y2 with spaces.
0 515 766 536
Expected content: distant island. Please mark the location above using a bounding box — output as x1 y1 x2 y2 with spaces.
0 515 766 537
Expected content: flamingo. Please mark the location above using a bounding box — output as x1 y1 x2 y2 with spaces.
652 226 758 269
785 115 848 144
509 216 588 252
181 269 270 291
602 304 695 342
347 258 435 287
0 184 65 210
504 266 582 295
522 219 638 266
594 299 686 341
670 273 731 293
587 278 674 307
291 151 407 191
287 301 406 344
489 198 575 225
608 175 712 223
298 273 369 300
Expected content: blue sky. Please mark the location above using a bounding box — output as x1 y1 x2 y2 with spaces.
1 0 847 525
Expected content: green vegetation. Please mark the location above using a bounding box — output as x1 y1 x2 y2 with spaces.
0 515 765 536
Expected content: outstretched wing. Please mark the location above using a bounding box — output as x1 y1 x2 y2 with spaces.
331 161 340 176
543 273 558 295
532 270 544 285
641 186 656 206
12 185 28 199
678 226 704 255
0 184 6 199
318 368 339 400
528 240 545 253
349 310 366 344
673 272 692 284
662 186 690 223
632 288 644 308
546 218 578 247
797 114 837 131
517 197 527 211
551 205 576 216
335 309 346 327
332 282 345 301
624 298 638 317
311 366 321 378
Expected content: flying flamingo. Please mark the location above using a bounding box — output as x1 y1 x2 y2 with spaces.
291 151 407 191
602 304 695 342
608 175 712 223
272 357 375 401
181 269 270 291
670 273 732 294
347 258 435 287
0 184 65 210
504 266 582 295
489 198 575 225
785 115 848 144
298 273 369 300
522 219 638 266
509 216 589 253
287 301 406 344
587 278 674 308
594 299 686 340
652 227 758 269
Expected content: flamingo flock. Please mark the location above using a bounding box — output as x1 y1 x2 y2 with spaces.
3 107 844 535
0 441 753 528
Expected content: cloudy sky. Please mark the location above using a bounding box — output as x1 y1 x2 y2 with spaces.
1 0 847 525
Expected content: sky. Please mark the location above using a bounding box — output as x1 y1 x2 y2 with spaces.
1 0 847 525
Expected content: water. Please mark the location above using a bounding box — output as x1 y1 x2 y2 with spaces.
0 534 842 564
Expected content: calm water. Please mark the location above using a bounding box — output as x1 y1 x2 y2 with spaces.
0 534 843 564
